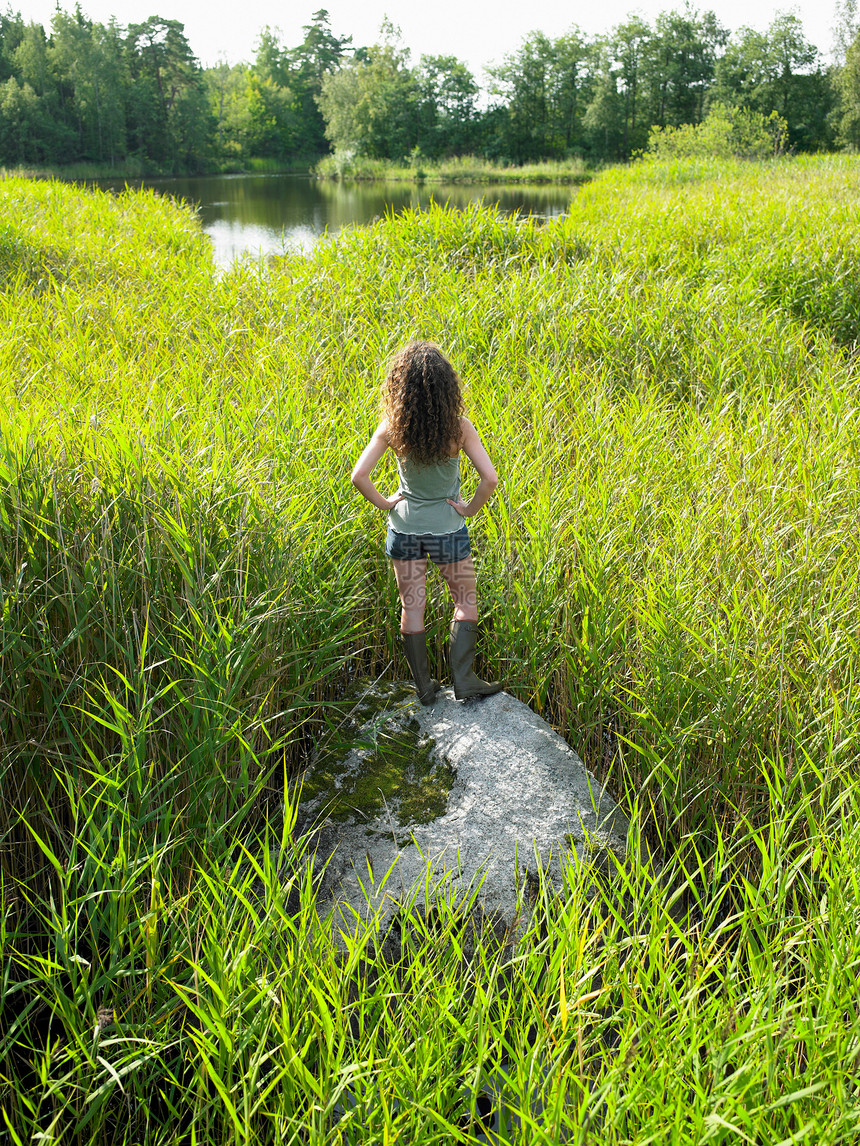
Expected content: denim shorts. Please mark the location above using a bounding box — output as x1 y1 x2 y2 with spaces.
385 524 471 564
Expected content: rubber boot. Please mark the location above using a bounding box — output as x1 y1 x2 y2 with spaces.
449 620 503 701
401 631 442 705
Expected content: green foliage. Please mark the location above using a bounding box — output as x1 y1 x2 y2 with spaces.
3 153 860 1144
291 9 353 155
246 72 299 157
239 14 351 161
312 152 589 182
318 22 421 160
308 7 830 167
125 16 213 171
0 8 215 173
487 29 597 163
205 61 253 159
834 28 860 148
0 6 845 177
646 8 728 128
645 103 788 160
712 13 833 152
417 54 479 157
50 10 128 166
0 75 45 163
582 52 623 159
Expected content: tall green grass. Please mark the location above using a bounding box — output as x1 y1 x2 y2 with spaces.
313 153 592 183
2 157 860 1141
5 772 860 1142
0 158 151 181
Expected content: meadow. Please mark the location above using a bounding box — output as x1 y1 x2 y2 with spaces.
1 154 860 1143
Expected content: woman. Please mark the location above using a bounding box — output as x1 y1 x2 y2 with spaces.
351 341 502 704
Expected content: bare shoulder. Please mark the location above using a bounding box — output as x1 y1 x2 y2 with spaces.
458 416 481 448
458 416 496 480
372 418 391 444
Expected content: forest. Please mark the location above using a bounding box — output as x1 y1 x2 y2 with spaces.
1 4 860 173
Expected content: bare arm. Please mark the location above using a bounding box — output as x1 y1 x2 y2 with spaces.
350 421 405 512
447 417 498 518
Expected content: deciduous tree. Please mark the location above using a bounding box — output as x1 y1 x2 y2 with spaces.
416 54 478 156
645 7 728 128
612 16 653 157
318 21 419 159
713 14 831 150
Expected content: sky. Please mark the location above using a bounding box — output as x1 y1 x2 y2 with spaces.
17 0 845 78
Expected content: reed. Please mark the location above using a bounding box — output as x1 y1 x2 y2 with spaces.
0 158 151 181
313 154 592 184
2 157 860 1141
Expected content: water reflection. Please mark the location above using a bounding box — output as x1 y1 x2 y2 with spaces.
96 172 576 266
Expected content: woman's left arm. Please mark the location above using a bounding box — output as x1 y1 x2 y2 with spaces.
351 421 405 512
447 417 498 518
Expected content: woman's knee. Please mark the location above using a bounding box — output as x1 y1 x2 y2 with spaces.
439 558 479 620
393 559 428 630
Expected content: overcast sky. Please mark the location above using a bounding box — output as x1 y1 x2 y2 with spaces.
17 1 845 77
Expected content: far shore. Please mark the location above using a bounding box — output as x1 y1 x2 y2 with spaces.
0 157 316 182
313 155 596 185
2 154 597 187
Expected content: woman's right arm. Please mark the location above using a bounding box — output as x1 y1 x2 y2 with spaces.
448 417 498 518
351 421 405 512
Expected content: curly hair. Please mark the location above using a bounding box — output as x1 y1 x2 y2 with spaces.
381 342 465 465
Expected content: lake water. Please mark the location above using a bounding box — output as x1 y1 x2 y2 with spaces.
98 173 577 267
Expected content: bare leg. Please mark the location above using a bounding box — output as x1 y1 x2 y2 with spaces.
438 557 500 699
392 558 428 634
437 556 479 623
392 558 440 703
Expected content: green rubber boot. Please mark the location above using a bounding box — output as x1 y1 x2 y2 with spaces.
401 631 442 705
449 621 503 701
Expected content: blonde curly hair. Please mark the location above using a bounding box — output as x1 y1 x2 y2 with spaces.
381 342 464 465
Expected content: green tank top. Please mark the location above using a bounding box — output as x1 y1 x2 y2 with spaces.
388 454 463 535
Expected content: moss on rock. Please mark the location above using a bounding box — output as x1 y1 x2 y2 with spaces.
298 680 456 833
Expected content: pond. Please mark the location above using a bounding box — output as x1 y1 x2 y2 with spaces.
96 173 578 267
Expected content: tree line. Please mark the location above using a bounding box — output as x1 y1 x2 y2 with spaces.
2 4 860 172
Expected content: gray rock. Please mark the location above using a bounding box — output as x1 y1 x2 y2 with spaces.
295 680 628 932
